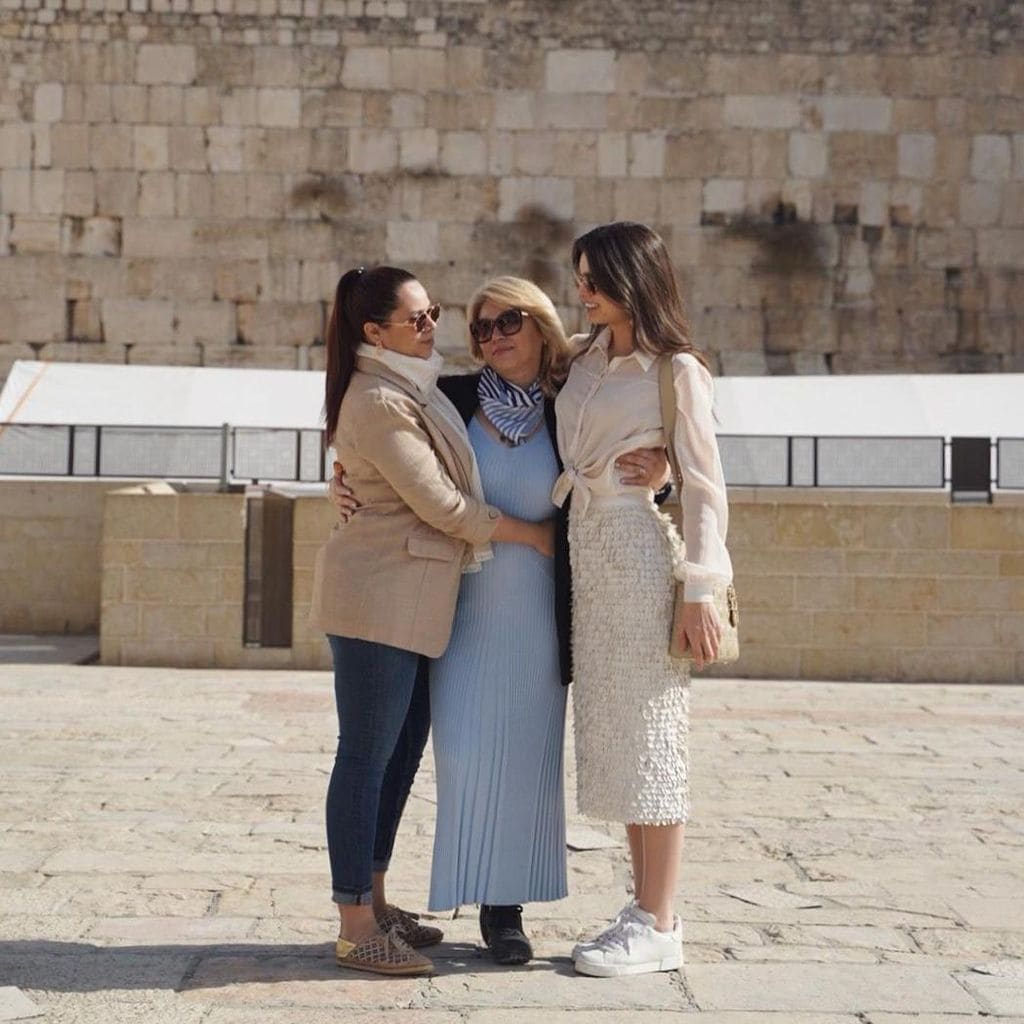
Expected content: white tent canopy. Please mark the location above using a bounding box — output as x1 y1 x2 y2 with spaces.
1 359 1022 438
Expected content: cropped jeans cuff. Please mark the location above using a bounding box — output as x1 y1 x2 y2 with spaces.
332 888 374 906
372 858 391 873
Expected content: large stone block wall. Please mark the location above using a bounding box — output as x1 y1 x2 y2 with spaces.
95 483 1024 682
0 479 111 633
720 490 1024 684
1 2 1023 384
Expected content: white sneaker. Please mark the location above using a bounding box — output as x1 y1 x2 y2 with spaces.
570 899 637 960
573 905 683 978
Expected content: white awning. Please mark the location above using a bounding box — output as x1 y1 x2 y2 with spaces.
1 360 1022 437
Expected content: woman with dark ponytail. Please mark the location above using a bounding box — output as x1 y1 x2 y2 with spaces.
311 265 555 976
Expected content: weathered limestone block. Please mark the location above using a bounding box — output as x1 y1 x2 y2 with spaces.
31 170 65 215
897 133 936 179
0 125 33 170
90 125 133 170
391 48 446 92
492 90 533 131
389 91 426 129
1 170 31 214
50 125 91 170
419 178 498 221
819 96 892 135
629 131 665 178
978 229 1024 269
497 176 573 222
257 88 301 128
174 301 236 344
121 218 196 258
438 130 486 176
61 215 121 257
33 82 63 123
396 127 437 171
613 179 659 222
69 298 103 341
348 128 397 173
92 171 137 218
724 95 801 130
237 301 323 346
252 45 300 88
545 49 616 94
205 126 243 172
386 219 438 262
830 133 897 182
165 127 205 172
971 133 1013 181
426 93 494 132
513 131 555 176
536 93 607 130
596 132 626 177
665 131 750 179
0 299 65 342
136 44 197 86
10 216 61 254
892 97 936 131
133 125 169 170
787 132 827 178
959 183 1002 227
111 85 148 124
102 298 174 344
703 178 745 215
138 173 176 217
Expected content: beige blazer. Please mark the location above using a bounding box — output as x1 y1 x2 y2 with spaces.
310 358 501 658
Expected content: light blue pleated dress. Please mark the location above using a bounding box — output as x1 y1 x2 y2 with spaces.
428 415 568 911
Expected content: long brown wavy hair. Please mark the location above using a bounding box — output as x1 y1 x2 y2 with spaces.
571 221 709 370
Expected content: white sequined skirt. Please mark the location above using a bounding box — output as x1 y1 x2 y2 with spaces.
569 497 690 825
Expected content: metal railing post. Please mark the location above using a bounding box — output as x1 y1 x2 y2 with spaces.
219 422 231 491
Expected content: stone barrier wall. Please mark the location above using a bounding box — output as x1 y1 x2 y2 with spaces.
91 483 1024 682
1 1 1023 383
0 479 111 633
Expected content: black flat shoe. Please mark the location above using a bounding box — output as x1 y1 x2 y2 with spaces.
479 904 533 965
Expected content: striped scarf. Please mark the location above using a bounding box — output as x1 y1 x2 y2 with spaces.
477 366 544 446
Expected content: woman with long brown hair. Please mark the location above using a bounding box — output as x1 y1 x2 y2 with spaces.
310 265 554 976
552 222 733 977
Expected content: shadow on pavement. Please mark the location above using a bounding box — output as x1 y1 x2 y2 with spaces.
0 940 576 992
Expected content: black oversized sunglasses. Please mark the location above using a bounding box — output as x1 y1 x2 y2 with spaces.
382 303 441 333
469 307 531 344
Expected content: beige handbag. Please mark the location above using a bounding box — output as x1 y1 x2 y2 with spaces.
659 356 739 665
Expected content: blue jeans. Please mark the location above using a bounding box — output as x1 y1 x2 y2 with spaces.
325 635 431 905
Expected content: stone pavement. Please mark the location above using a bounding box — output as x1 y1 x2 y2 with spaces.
1 664 1023 1023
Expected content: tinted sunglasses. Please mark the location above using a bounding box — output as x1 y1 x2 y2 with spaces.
469 307 531 344
383 303 441 333
574 271 598 295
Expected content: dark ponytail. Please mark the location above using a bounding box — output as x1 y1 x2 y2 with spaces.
324 264 415 443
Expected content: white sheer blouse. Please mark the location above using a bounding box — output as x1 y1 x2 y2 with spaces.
552 330 733 603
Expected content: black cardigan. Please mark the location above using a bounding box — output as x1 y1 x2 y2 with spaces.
439 372 575 688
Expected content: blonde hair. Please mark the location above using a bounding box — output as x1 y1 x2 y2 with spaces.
466 276 571 397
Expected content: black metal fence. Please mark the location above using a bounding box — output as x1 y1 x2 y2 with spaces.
0 422 1020 492
0 423 328 483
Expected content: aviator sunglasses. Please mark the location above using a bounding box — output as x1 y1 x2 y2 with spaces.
469 307 531 344
382 303 441 333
